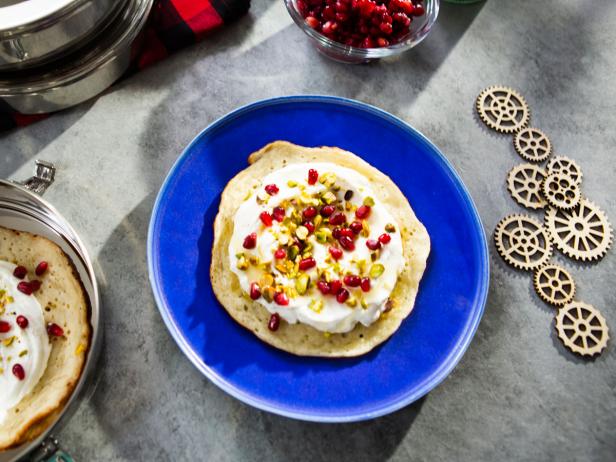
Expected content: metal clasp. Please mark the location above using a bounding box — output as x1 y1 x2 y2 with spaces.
17 160 56 196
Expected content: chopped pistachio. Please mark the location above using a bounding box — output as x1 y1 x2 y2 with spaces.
288 245 299 261
19 350 28 357
355 259 367 274
237 256 249 270
309 299 324 313
369 263 385 278
363 196 375 207
275 263 288 274
346 296 357 308
296 226 309 241
287 180 298 187
260 274 274 288
321 191 337 204
243 190 253 201
248 255 259 265
295 274 310 295
263 287 275 302
319 172 336 187
344 201 353 211
370 250 380 262
360 298 368 309
314 215 323 229
385 223 396 233
256 190 270 204
315 228 332 243
278 234 289 245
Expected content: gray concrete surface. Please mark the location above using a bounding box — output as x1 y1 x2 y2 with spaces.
2 0 615 460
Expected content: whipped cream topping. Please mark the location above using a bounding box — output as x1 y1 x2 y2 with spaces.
0 261 51 425
229 162 404 333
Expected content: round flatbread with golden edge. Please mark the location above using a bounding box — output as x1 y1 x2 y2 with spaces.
0 226 90 450
210 141 430 357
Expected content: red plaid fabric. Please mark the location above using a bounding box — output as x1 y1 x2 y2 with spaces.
0 0 250 131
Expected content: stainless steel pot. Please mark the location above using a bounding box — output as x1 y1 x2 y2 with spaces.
0 161 102 462
0 0 123 70
0 0 153 114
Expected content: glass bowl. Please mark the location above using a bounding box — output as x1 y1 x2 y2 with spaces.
284 0 440 63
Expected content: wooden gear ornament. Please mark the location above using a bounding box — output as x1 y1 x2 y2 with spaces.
514 127 552 162
546 156 583 184
476 86 530 134
507 163 547 210
494 214 552 270
555 302 609 357
541 171 581 210
533 264 575 307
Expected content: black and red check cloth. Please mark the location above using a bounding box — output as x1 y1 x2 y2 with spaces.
0 0 250 131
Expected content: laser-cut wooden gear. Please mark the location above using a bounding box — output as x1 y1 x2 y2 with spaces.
494 214 552 270
542 172 581 210
533 264 576 307
476 86 530 134
513 128 552 162
546 156 583 184
507 163 547 210
545 199 612 262
555 302 609 357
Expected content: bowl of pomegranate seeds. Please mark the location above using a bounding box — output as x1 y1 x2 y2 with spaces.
286 0 439 62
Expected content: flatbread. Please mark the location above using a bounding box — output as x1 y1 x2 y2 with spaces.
211 141 430 357
0 227 90 450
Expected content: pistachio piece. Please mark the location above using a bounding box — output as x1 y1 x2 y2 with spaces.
296 226 309 241
237 256 249 270
287 180 298 187
346 296 357 308
385 223 396 233
369 263 385 278
288 245 299 261
309 299 324 313
321 191 337 204
295 274 310 295
363 196 375 207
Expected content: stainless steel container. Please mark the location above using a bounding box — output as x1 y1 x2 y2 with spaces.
0 0 123 70
0 161 102 462
0 0 153 114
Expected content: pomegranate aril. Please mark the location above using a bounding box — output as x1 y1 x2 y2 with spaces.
13 266 27 279
303 206 318 219
343 274 361 287
361 36 375 48
268 313 281 331
355 205 371 219
299 257 316 271
412 3 424 16
17 281 33 295
339 235 355 251
320 205 335 217
330 280 343 294
336 288 350 304
329 247 343 260
377 37 390 47
0 320 11 333
366 239 381 250
243 232 257 249
274 248 287 259
379 22 393 35
339 228 355 239
250 282 261 300
16 315 29 329
47 323 64 337
259 211 273 227
308 169 319 185
350 221 363 234
274 292 289 306
361 277 371 292
332 227 342 239
273 207 286 222
264 184 279 195
379 233 392 244
329 212 346 225
30 280 41 292
35 261 48 276
303 221 315 234
317 281 331 295
306 16 320 29
12 364 25 381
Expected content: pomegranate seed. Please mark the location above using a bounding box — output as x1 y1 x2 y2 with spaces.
0 320 11 333
13 266 27 279
17 281 33 295
268 313 281 331
412 3 425 16
329 247 343 260
35 261 48 276
361 277 371 292
264 184 279 195
30 280 41 292
379 233 392 244
47 323 64 337
350 221 363 234
366 239 381 250
259 211 273 227
308 169 319 185
317 281 331 295
299 257 316 271
303 206 318 219
243 232 257 249
320 205 335 217
274 248 287 259
343 274 361 287
250 282 261 300
361 36 375 48
336 288 350 303
377 37 390 47
16 315 28 329
332 227 342 239
306 16 320 29
329 212 346 225
303 221 315 234
330 280 343 294
12 364 25 381
274 292 289 306
272 207 286 222
339 235 355 251
379 22 393 35
340 228 355 239
355 205 371 219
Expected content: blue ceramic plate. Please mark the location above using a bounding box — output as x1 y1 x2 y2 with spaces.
148 96 489 422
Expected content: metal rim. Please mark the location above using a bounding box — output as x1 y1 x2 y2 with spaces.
0 0 92 36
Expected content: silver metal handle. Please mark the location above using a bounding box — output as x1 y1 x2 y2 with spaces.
16 160 56 196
